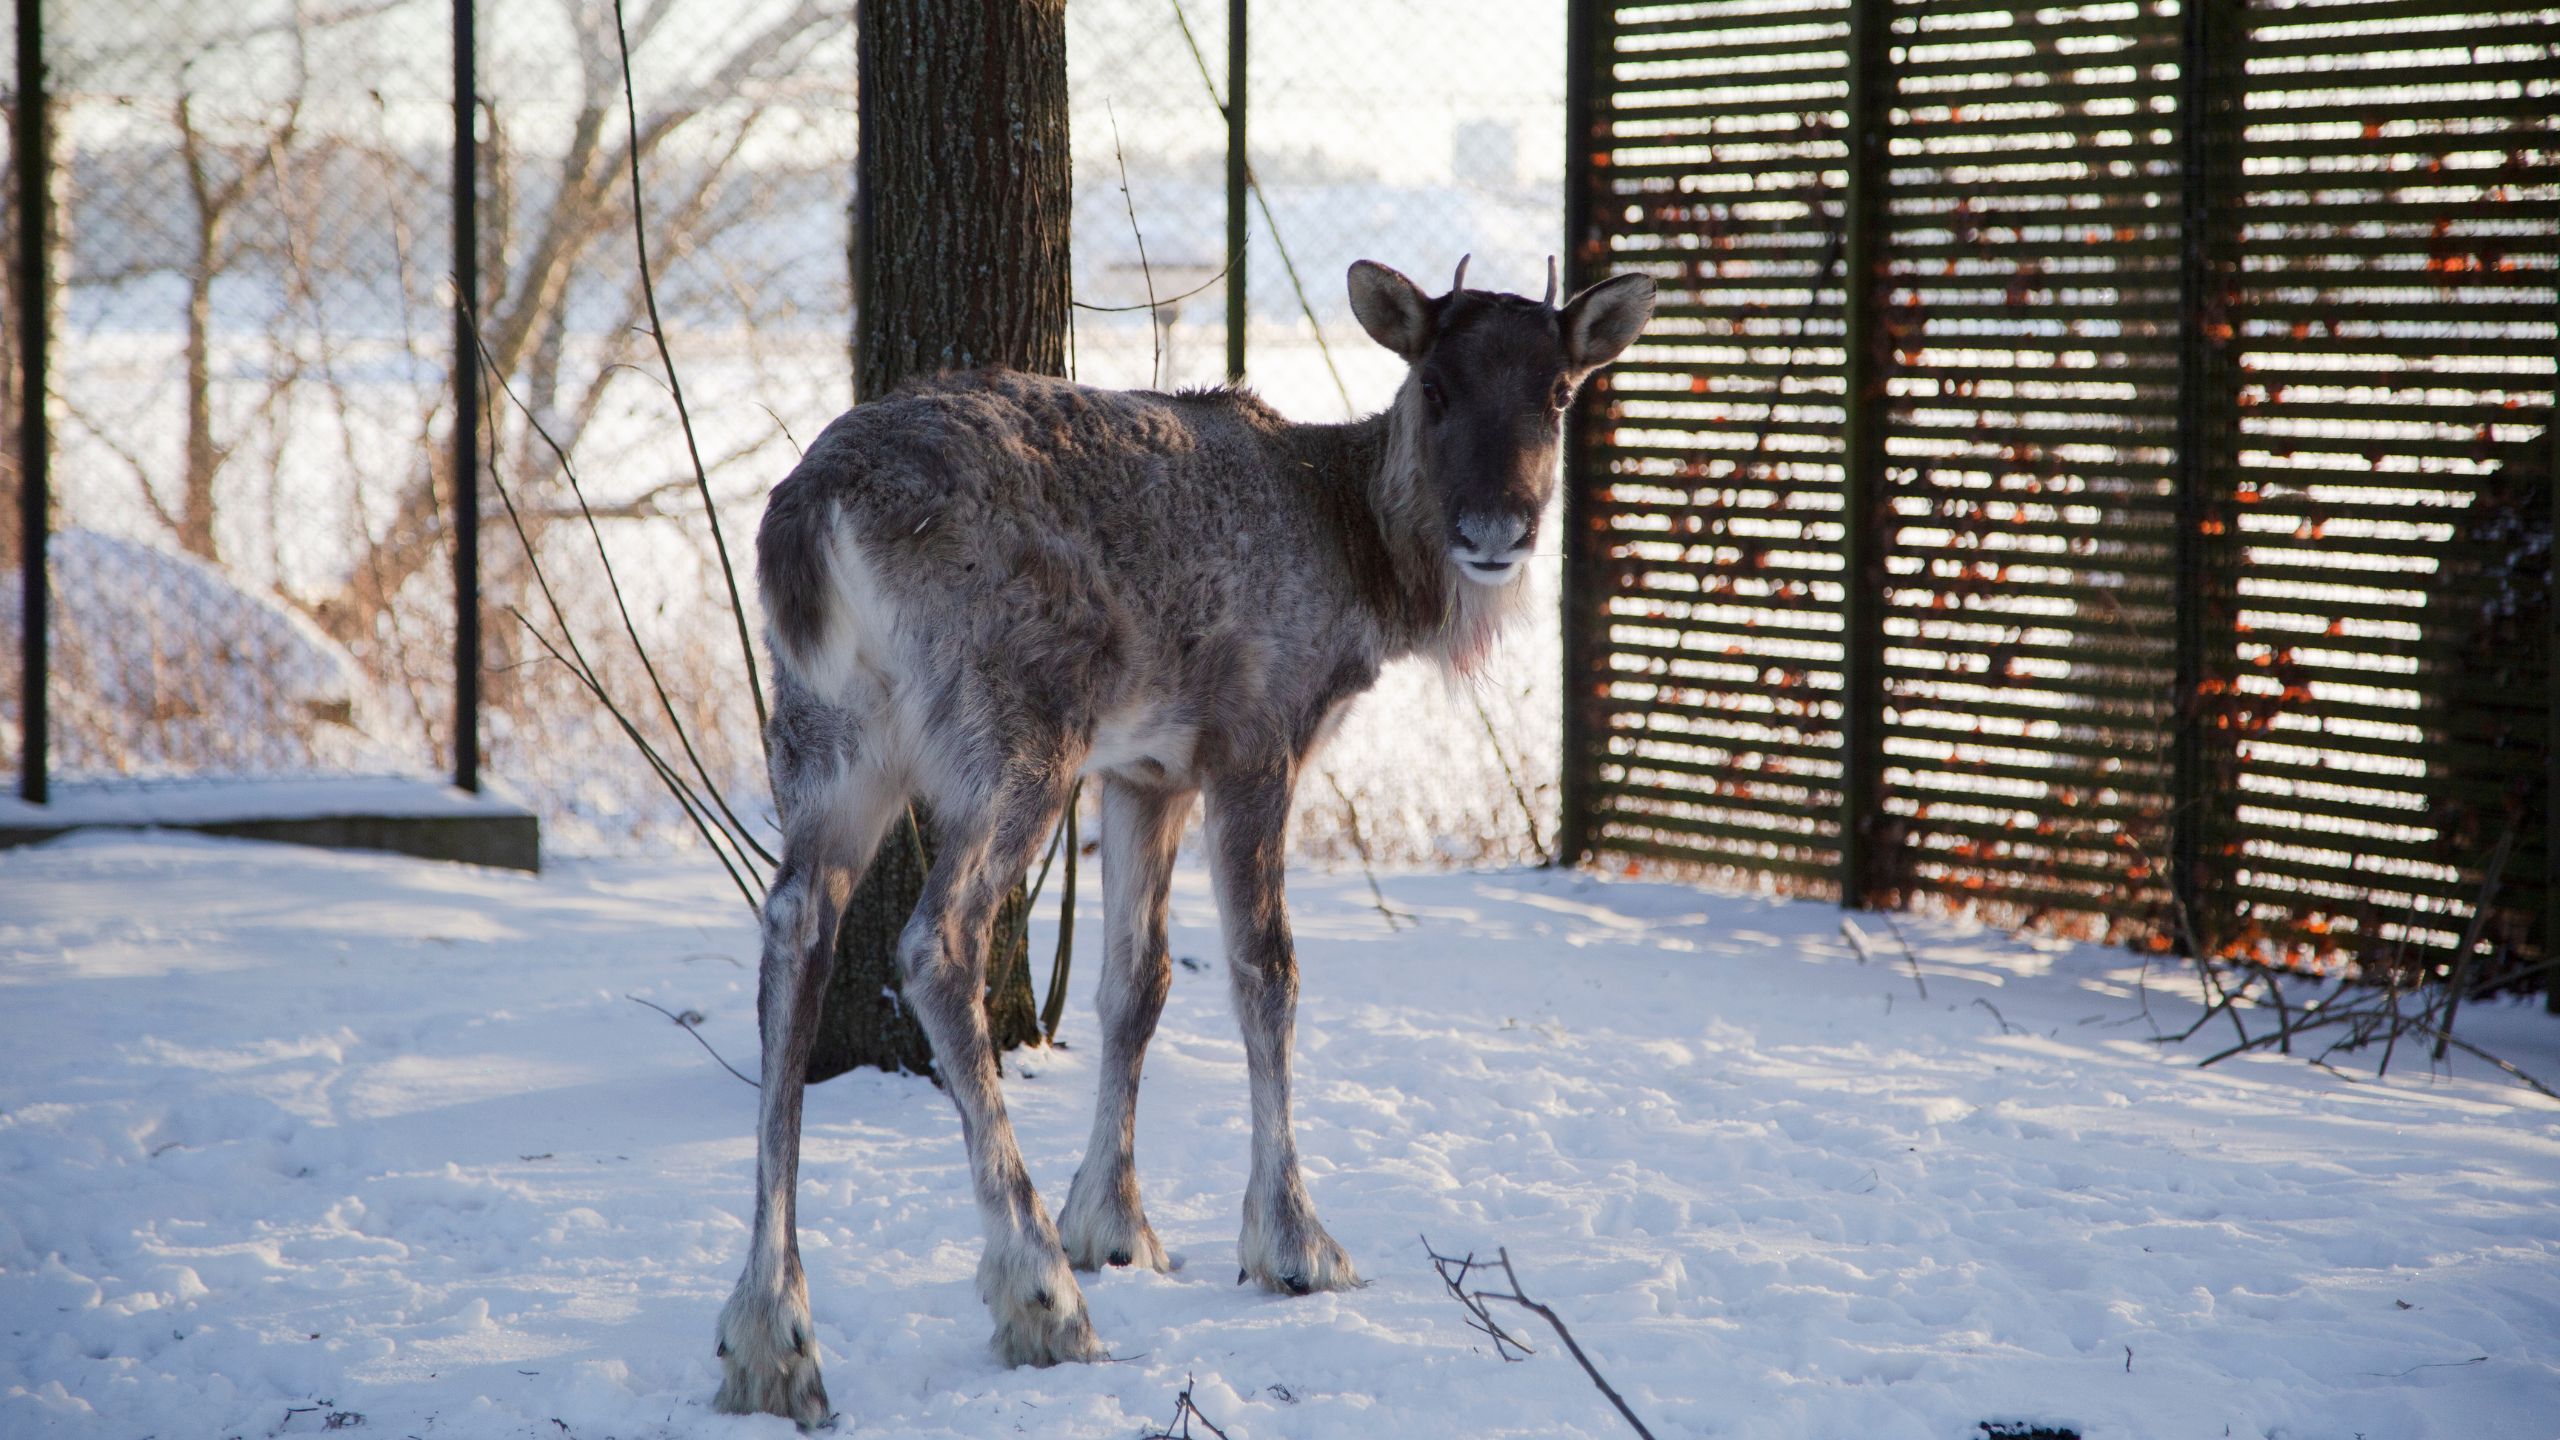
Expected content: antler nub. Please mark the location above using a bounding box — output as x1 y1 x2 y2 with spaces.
1543 255 1559 307
1450 253 1471 295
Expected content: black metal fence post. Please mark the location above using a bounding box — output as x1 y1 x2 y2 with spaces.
2170 0 2232 954
1556 0 1602 867
14 0 46 806
451 0 480 793
1224 0 1246 383
1836 0 1891 908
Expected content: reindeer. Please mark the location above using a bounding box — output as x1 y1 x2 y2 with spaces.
714 256 1654 1426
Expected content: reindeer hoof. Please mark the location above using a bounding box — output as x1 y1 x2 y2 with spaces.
714 1280 833 1430
981 1235 1106 1368
1057 1165 1170 1274
1239 1195 1361 1297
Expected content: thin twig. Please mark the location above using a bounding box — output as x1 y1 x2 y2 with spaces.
471 343 764 907
1024 792 1072 913
1878 911 1927 1001
1840 917 1875 964
511 610 761 910
1319 767 1412 931
758 402 805 459
2117 793 2249 1050
2374 965 2404 1077
1470 691 1553 865
627 994 759 1088
2196 998 2353 1068
1421 1237 1656 1440
610 0 768 743
1422 1237 1536 1360
2251 964 2290 1056
2434 826 2515 1061
472 326 777 872
1726 176 1849 483
2423 1027 2560 1102
1075 260 1231 314
1041 788 1081 1044
1106 104 1163 391
1165 0 1351 413
2359 1355 2489 1379
2166 826 2559 1101
1140 1373 1232 1440
2192 989 2560 1102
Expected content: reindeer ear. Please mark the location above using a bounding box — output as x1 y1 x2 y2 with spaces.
1561 272 1656 371
1348 260 1434 362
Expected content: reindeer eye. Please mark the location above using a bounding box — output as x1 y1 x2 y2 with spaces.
1550 377 1575 411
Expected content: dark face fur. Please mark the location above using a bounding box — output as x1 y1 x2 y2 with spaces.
1348 257 1656 587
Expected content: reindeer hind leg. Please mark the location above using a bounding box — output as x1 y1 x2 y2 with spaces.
899 754 1105 1366
716 709 902 1427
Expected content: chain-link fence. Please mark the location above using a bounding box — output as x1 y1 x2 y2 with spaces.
467 0 853 848
19 2 454 778
10 0 1566 862
4 0 858 850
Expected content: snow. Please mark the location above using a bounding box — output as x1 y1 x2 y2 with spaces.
4 832 2557 1440
1 530 396 777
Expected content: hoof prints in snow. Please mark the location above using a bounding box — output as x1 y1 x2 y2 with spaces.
2 831 2557 1439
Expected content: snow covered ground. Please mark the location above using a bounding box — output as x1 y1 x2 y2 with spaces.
4 831 2557 1440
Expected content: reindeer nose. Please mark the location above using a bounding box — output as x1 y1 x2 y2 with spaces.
1454 513 1534 557
1451 513 1535 587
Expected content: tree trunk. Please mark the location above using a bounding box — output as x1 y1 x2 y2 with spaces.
804 0 1071 1083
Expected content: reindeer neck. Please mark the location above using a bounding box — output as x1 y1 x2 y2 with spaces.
1274 404 1449 650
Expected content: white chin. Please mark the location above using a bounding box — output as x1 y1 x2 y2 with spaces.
1456 558 1521 587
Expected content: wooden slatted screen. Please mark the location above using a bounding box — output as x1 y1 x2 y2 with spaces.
1566 0 2559 981
2207 0 2557 969
1875 0 2186 926
1572 0 1857 891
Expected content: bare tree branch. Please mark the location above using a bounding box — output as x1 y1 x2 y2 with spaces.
1318 766 1413 932
474 324 777 871
609 0 770 742
474 338 765 909
1470 688 1553 865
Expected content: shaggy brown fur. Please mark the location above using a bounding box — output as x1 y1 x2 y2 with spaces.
714 258 1653 1428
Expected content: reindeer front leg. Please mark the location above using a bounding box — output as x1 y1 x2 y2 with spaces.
1204 763 1360 1295
1058 778 1193 1274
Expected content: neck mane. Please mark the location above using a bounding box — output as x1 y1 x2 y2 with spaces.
1277 378 1527 676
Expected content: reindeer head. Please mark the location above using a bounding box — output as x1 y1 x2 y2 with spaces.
1346 255 1655 587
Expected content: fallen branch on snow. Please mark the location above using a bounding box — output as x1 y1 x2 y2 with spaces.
2170 826 2556 1101
1421 1236 1656 1440
627 994 758 1088
1141 1373 1232 1439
